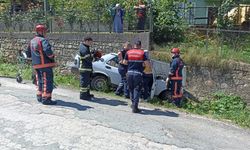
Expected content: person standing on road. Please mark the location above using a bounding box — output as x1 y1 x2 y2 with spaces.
124 40 149 113
79 37 94 100
115 41 131 98
166 48 184 107
142 54 153 101
26 24 57 105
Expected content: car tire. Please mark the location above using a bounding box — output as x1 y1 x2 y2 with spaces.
91 75 109 91
158 90 171 100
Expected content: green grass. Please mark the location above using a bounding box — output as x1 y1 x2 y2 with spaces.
151 33 250 68
0 63 20 77
148 93 250 128
53 69 79 89
0 62 80 89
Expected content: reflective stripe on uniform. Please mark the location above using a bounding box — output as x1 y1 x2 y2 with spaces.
170 77 183 80
127 70 143 75
33 63 56 69
43 72 47 97
80 54 91 60
172 82 182 99
128 60 144 63
80 87 89 92
79 68 92 72
172 94 183 98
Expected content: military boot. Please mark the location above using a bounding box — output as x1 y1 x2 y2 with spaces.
80 93 92 101
132 105 141 113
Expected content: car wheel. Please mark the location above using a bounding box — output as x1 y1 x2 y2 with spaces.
91 75 109 91
158 90 171 100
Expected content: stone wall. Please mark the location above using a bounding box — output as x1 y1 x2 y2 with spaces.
186 62 250 104
0 32 150 65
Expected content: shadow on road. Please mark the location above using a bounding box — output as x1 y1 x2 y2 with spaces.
55 100 93 111
91 97 128 106
141 108 179 117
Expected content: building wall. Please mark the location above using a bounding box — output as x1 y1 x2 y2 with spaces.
193 0 209 25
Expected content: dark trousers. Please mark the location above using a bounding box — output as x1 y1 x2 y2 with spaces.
143 74 153 99
137 17 146 31
170 80 183 106
127 72 143 108
80 70 92 99
35 67 54 100
115 67 129 97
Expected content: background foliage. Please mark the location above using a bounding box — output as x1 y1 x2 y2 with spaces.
1 0 250 42
152 0 187 44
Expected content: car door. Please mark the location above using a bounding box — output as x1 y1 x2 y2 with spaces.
104 55 121 85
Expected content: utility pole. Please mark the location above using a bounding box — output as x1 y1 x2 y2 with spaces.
44 0 49 31
97 0 100 33
44 0 47 17
43 0 53 33
148 0 153 33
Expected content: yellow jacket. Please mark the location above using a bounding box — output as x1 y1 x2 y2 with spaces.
144 61 152 74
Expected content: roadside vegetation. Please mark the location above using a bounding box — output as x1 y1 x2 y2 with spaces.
151 31 250 68
149 93 250 128
0 62 79 89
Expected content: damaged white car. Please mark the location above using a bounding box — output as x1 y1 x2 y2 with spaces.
70 52 186 100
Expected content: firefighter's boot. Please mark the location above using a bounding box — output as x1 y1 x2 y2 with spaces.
132 104 141 113
37 95 42 103
42 97 57 105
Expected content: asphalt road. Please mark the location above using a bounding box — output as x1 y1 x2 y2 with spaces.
0 77 249 150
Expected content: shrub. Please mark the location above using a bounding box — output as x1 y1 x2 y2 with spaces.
152 0 187 44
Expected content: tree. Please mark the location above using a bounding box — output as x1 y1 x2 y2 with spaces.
1 0 191 44
153 0 187 44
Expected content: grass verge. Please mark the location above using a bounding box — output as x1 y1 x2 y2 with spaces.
0 63 79 89
148 93 250 128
